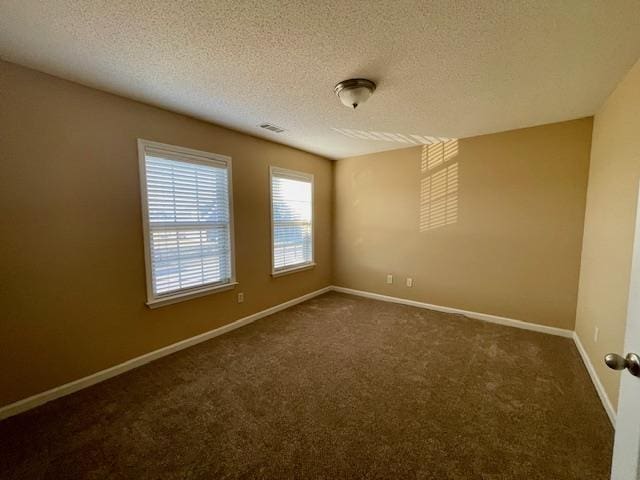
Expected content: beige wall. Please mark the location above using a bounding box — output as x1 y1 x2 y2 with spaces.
334 119 593 330
0 61 333 407
0 56 624 413
575 58 640 410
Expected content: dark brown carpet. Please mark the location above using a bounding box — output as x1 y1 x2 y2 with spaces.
0 292 613 479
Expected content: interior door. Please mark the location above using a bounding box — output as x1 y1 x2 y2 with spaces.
609 186 640 480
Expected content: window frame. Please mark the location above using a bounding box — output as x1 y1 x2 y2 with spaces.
138 139 237 308
269 166 315 277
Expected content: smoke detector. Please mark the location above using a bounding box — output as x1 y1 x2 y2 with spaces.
334 78 376 109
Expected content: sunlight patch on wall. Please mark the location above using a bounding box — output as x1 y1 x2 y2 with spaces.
421 139 459 172
332 128 452 145
420 140 459 232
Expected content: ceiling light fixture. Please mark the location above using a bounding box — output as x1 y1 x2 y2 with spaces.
334 78 376 109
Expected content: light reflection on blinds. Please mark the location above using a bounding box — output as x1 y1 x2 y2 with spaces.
271 170 313 271
144 154 232 295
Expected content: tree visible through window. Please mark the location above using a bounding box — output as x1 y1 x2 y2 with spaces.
138 140 235 305
270 167 314 273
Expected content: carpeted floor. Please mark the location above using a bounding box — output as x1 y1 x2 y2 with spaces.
0 292 613 479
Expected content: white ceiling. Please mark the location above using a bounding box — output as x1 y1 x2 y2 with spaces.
1 1 640 159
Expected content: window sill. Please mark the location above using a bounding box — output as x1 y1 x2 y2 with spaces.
271 263 316 278
146 282 238 309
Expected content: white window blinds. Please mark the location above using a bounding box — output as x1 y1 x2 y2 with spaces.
139 140 234 304
271 167 314 273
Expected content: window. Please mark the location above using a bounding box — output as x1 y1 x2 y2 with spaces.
138 140 236 307
270 167 314 275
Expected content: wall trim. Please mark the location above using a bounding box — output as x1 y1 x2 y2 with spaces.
331 286 574 338
572 331 616 426
1 284 615 428
0 286 332 421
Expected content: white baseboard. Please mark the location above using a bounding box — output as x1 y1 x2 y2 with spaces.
331 286 574 338
572 331 616 426
1 284 614 429
0 286 332 421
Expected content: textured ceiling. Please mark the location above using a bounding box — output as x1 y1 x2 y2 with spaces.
1 1 640 159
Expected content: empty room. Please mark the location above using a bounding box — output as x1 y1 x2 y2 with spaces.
2 1 640 478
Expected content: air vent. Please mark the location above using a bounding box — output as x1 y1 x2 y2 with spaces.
259 123 286 134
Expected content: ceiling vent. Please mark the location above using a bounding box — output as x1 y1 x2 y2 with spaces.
259 123 286 133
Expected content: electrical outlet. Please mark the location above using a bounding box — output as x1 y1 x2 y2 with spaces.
386 274 393 284
594 326 599 343
406 277 413 287
237 292 244 303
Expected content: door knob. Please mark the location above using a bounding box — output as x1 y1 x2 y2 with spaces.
604 352 640 377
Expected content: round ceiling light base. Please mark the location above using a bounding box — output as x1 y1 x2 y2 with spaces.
334 78 376 109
